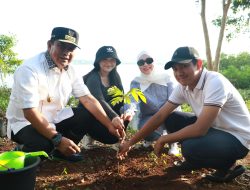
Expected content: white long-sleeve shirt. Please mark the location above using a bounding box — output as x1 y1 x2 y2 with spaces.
6 52 90 138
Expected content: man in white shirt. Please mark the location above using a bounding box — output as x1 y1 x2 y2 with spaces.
119 46 250 182
6 27 125 162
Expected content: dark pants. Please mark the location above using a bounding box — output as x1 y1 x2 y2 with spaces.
12 107 119 154
164 111 249 170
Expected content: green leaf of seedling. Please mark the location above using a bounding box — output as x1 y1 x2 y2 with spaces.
112 91 123 98
131 88 146 103
129 88 146 103
61 167 68 175
110 97 123 106
137 92 147 103
163 160 167 166
130 89 139 102
108 85 147 107
107 86 123 97
124 96 131 104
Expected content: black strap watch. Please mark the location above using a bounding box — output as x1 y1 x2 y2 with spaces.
51 133 62 147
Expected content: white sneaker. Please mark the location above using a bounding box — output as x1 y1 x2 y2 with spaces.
142 140 153 148
134 140 153 149
82 135 98 150
168 143 180 156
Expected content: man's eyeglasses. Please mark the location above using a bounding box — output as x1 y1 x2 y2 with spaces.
137 58 154 66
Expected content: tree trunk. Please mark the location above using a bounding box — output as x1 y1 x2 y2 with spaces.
214 0 231 71
200 0 213 70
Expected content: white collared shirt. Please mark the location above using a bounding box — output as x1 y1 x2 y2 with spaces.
169 68 250 149
6 52 90 138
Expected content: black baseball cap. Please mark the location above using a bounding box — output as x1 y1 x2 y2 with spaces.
164 46 199 70
50 27 80 48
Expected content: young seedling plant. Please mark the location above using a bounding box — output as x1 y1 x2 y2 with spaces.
107 86 147 107
107 85 147 175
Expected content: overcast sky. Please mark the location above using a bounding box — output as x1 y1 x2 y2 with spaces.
1 0 249 64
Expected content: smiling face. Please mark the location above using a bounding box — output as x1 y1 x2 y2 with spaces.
99 58 117 74
47 40 77 70
138 54 154 75
172 61 202 90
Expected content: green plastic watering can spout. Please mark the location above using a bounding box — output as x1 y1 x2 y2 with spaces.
25 151 49 158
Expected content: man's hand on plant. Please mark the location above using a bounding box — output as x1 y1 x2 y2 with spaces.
117 140 132 159
153 136 166 157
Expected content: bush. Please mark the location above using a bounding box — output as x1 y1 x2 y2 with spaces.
180 89 250 112
238 89 250 101
239 89 250 110
181 104 192 112
0 86 11 118
246 100 250 111
220 52 250 89
221 65 250 89
67 96 79 107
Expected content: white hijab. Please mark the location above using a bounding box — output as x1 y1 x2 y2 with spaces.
134 51 172 92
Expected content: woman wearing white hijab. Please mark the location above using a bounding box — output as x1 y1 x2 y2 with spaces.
131 51 179 155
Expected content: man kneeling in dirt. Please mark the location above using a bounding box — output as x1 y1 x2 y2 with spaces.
118 46 250 183
6 27 125 162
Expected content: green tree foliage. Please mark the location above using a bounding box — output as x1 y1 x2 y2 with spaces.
213 0 250 41
220 52 250 89
0 34 22 84
196 0 250 71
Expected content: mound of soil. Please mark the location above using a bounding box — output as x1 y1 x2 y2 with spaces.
1 137 249 190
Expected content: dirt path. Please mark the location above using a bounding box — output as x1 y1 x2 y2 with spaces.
1 138 250 190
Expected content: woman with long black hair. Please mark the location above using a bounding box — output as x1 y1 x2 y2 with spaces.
79 46 133 150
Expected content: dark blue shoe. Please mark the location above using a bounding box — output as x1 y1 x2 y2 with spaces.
205 165 245 182
51 150 84 162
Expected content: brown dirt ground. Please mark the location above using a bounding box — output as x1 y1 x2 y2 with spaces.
0 137 250 190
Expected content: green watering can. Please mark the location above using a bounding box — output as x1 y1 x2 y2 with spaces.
0 151 48 171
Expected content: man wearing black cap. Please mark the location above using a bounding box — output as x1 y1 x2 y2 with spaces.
119 46 250 182
6 27 125 162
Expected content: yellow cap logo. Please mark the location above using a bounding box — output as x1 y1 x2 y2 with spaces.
65 35 76 43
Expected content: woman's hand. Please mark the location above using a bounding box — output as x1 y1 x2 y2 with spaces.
108 124 126 141
112 116 125 129
121 113 133 122
109 116 126 140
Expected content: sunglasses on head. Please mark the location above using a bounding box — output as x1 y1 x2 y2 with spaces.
137 57 154 66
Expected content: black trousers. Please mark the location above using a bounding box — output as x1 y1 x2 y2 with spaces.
12 107 119 154
164 111 249 170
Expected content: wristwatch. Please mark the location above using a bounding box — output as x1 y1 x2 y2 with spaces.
51 133 62 147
